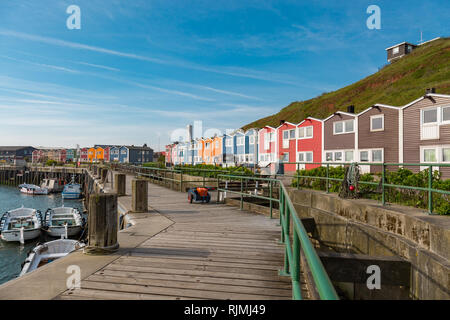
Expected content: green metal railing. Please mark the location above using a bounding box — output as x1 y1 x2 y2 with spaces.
284 162 450 214
217 174 339 300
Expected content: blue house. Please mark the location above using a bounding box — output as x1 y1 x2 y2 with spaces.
245 128 259 167
234 130 246 165
109 146 120 162
127 144 153 164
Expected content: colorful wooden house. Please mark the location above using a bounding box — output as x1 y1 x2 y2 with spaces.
401 91 450 178
323 107 357 164
296 117 323 170
109 146 120 162
95 147 105 162
103 147 111 163
245 128 259 167
80 148 88 162
234 130 246 165
203 138 214 164
277 121 297 172
212 136 222 165
87 148 96 163
357 104 400 173
258 126 277 167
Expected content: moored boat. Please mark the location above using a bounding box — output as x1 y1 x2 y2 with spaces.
19 184 49 195
19 239 85 276
0 207 42 243
62 177 82 199
43 206 84 238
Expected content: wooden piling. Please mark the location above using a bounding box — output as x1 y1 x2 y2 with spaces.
114 173 126 196
101 168 108 183
85 193 119 254
132 179 148 212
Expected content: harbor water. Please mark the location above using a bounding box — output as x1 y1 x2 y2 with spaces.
0 185 83 285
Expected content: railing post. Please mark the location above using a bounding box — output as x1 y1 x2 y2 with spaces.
269 180 273 219
216 175 220 203
297 163 300 190
428 165 433 214
180 171 183 192
326 163 330 193
381 163 386 206
203 171 206 187
240 177 243 210
282 205 290 276
292 231 301 299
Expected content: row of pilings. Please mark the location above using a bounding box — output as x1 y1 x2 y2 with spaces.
0 165 86 187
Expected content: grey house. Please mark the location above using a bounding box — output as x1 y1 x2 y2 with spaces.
127 144 153 164
0 146 36 163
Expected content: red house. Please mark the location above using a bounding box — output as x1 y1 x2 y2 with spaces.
258 126 277 167
80 148 88 162
277 121 297 172
296 117 323 170
104 147 111 163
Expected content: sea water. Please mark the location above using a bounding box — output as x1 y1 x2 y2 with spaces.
0 185 83 285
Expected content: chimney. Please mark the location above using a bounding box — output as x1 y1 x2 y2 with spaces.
347 105 355 114
426 88 436 94
279 120 286 125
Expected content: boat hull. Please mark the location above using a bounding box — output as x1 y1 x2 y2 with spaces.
62 192 81 199
0 228 41 242
44 225 82 237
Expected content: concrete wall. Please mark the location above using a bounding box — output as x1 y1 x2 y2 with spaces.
287 188 450 300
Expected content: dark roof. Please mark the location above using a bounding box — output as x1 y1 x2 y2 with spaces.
125 145 153 151
0 146 35 151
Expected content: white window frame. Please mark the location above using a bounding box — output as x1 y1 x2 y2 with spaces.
393 46 399 54
370 114 384 132
333 120 354 135
297 151 313 163
420 106 440 140
298 126 314 139
442 146 450 163
249 136 255 144
441 105 450 124
237 136 245 146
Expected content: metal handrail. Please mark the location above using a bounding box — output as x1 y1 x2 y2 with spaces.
217 173 339 300
283 162 450 214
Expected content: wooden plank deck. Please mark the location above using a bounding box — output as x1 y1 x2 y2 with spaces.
59 176 301 300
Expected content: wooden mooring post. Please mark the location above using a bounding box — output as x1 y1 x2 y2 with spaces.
132 179 148 212
85 193 119 254
114 173 126 196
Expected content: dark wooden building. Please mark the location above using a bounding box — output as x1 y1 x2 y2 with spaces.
386 42 417 63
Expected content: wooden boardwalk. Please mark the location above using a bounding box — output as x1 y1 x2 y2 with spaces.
58 178 296 300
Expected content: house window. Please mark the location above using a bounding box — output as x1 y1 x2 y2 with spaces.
334 152 342 161
226 139 232 147
422 108 438 124
393 46 399 54
305 152 313 162
372 150 383 162
289 129 296 139
237 137 245 146
360 151 369 162
283 131 289 139
334 120 354 134
298 126 313 139
442 106 450 122
215 141 219 148
282 153 289 163
249 136 255 144
326 152 333 161
298 153 304 162
370 115 384 131
345 151 354 162
443 148 450 162
424 149 437 162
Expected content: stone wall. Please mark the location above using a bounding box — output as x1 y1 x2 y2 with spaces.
288 188 450 300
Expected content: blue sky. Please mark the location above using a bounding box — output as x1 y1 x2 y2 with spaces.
0 0 449 150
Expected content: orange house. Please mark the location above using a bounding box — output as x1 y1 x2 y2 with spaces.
212 136 222 165
96 147 105 162
203 138 213 164
87 147 96 163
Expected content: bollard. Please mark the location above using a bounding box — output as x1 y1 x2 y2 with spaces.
132 179 148 212
85 193 119 254
114 173 126 196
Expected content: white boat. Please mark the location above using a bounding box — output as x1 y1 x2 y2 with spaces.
40 179 64 193
62 177 82 199
0 207 42 243
19 239 85 276
43 206 84 238
19 184 49 195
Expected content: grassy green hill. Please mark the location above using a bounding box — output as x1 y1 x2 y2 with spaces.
243 38 450 130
